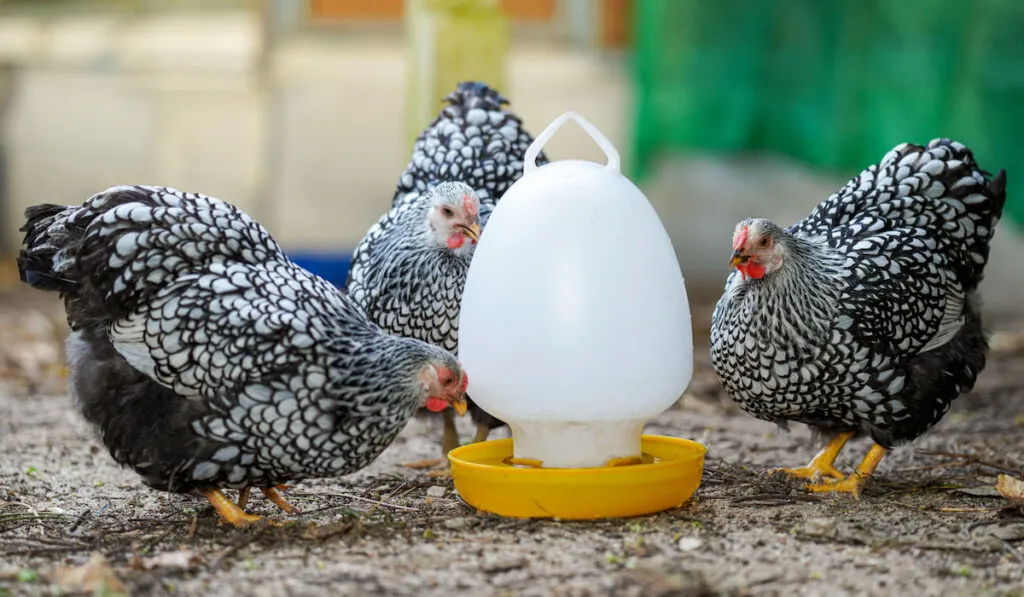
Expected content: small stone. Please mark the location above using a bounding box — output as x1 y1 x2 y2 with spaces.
443 517 472 530
801 517 837 538
677 537 702 551
426 486 446 498
995 562 1021 581
481 556 526 573
991 524 1024 542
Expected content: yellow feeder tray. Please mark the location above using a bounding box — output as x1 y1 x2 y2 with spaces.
448 435 706 519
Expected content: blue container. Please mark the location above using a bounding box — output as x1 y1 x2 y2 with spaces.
287 251 353 289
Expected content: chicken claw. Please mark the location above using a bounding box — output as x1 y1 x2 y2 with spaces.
806 474 868 498
236 484 295 513
204 489 264 527
774 464 846 481
769 431 853 482
805 443 888 499
262 486 299 514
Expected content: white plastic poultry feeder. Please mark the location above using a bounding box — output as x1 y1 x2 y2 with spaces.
450 111 705 519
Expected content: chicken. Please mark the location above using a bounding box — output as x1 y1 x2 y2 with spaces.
358 81 544 459
17 185 469 526
348 181 482 461
710 139 1007 496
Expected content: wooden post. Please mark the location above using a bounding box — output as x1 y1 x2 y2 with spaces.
405 0 510 147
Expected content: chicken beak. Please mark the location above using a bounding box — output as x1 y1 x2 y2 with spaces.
729 250 747 269
451 396 468 417
459 223 481 243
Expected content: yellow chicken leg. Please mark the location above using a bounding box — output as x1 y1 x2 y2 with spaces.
203 489 263 527
807 443 888 498
262 486 298 514
406 409 462 468
237 484 293 512
440 408 461 454
401 410 460 470
427 413 463 479
237 487 251 510
771 431 854 481
472 422 491 444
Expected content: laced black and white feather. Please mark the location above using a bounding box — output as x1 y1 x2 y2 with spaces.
393 81 547 208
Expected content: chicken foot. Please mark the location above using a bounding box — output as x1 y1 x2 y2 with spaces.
203 489 264 527
806 443 888 498
770 431 853 481
236 485 298 514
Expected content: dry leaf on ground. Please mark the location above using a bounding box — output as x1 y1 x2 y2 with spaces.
995 474 1024 506
53 552 128 595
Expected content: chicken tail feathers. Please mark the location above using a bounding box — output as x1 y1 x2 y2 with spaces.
936 146 1007 292
987 168 1008 216
888 140 1007 292
17 203 82 293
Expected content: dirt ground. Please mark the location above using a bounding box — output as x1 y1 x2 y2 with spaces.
1 289 1023 597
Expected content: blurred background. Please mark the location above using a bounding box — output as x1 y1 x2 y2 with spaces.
0 0 1020 350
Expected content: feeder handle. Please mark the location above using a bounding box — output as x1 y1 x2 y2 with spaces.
524 111 621 175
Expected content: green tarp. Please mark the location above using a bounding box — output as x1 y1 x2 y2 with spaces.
632 0 1022 226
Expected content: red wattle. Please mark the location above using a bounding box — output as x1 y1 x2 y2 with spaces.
745 261 766 279
447 234 465 249
425 397 448 412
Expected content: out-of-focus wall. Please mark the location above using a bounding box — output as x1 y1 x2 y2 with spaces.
0 10 629 252
2 6 1020 312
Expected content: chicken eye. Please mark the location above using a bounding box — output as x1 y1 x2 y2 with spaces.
441 207 455 218
759 237 770 248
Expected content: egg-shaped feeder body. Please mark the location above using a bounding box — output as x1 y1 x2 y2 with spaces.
458 111 693 470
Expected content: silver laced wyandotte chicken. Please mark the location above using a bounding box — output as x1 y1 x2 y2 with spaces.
710 139 1007 497
349 81 544 464
17 185 468 527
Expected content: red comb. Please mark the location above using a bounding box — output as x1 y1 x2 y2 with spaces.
733 226 749 251
463 194 478 216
